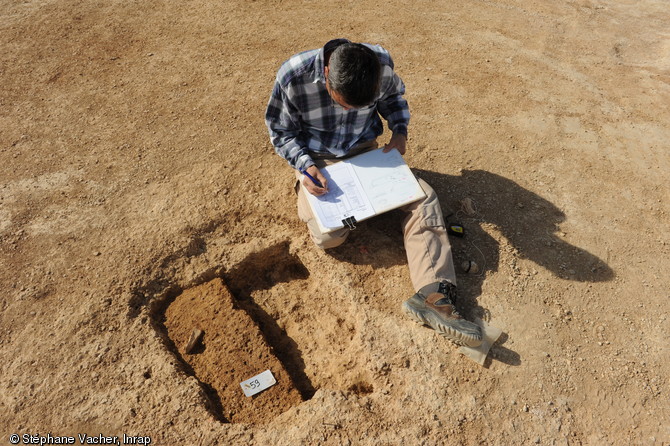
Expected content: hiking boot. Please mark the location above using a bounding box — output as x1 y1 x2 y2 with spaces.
402 281 483 347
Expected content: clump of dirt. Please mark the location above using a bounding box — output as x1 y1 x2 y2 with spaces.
163 278 303 423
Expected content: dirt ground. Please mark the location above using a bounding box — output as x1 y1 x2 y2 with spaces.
1 0 668 444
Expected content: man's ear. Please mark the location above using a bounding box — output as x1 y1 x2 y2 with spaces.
324 65 329 78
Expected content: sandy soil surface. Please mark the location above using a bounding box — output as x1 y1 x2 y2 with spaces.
1 0 668 444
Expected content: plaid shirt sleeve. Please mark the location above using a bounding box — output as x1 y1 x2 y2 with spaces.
265 79 315 172
377 65 410 137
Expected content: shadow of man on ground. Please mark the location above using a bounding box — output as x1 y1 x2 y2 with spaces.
326 168 615 366
415 168 614 283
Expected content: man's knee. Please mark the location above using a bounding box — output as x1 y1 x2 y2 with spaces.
417 178 439 204
402 178 440 213
311 228 349 250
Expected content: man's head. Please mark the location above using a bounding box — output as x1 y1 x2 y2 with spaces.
325 43 381 109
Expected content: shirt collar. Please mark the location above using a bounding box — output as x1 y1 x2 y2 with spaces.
313 38 352 84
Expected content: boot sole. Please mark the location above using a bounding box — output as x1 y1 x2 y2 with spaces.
402 296 483 348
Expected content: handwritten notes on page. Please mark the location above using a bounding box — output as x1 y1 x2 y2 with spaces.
302 148 426 233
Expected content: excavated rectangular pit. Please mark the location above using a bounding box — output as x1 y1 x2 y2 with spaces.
163 277 304 424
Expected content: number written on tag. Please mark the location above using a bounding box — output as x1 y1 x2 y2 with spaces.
240 370 276 397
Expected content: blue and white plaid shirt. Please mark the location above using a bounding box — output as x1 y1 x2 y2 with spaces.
265 39 410 171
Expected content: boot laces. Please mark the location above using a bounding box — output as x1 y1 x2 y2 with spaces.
436 281 460 316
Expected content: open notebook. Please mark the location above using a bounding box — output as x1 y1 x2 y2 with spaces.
301 148 426 233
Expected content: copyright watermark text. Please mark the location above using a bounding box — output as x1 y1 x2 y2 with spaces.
8 433 151 445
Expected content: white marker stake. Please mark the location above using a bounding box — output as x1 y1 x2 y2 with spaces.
240 370 277 397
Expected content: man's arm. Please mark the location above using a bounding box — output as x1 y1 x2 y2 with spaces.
265 81 315 172
265 81 328 195
376 66 410 154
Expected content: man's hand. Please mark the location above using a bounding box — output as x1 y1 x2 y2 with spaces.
383 132 407 155
302 165 328 196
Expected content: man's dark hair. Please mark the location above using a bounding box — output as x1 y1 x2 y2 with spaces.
327 43 381 107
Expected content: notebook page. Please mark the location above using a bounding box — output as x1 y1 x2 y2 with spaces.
305 161 376 230
348 148 425 214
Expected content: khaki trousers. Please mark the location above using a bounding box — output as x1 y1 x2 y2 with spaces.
295 141 457 292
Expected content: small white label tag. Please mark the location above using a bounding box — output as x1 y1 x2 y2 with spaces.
240 370 277 397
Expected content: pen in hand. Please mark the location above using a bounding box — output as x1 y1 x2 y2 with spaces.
301 169 325 189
